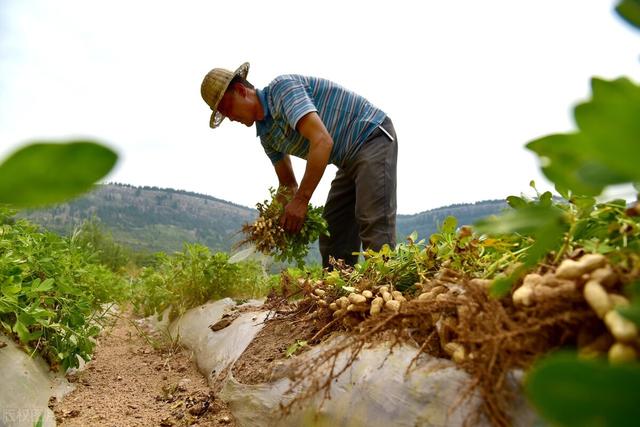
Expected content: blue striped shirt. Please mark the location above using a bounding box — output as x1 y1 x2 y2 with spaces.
255 75 386 168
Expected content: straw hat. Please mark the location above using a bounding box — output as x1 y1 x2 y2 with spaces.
200 62 250 128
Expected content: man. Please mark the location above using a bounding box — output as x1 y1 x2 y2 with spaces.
201 62 397 267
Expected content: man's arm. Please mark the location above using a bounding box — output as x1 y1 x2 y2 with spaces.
280 111 333 233
274 154 298 204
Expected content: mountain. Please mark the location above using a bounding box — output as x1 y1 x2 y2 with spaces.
21 183 256 254
397 199 509 241
21 183 508 255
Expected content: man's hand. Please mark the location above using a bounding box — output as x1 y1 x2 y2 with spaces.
281 195 308 233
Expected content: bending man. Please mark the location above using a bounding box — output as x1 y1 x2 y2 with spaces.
201 62 397 267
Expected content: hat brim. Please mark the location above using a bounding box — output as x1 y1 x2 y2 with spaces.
209 62 250 129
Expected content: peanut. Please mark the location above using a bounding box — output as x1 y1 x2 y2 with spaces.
444 342 466 363
348 293 367 305
583 280 612 318
392 291 406 302
385 300 401 312
370 297 383 316
589 266 617 288
604 310 638 342
337 296 349 309
513 283 534 306
417 292 431 301
347 303 369 312
523 273 543 287
556 254 606 279
608 342 637 364
332 309 346 318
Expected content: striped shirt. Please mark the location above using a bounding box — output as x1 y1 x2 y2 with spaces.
255 75 386 168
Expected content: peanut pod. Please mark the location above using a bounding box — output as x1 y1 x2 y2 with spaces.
385 300 401 312
370 297 383 316
583 280 612 318
604 310 638 342
608 342 637 364
348 293 367 305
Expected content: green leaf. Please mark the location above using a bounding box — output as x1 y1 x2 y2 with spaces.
506 196 527 209
0 141 118 207
32 278 54 292
555 183 571 200
489 273 519 298
13 319 41 343
1 278 22 296
441 216 457 234
527 78 640 197
616 0 640 30
526 352 640 427
572 196 596 218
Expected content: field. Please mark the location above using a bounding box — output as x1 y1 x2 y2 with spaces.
1 3 639 426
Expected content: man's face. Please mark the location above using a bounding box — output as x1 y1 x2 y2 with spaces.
217 85 254 127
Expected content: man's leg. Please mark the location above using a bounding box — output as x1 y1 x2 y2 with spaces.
351 117 398 251
319 169 361 268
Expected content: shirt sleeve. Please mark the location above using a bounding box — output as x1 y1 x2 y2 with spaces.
260 137 284 165
270 78 318 130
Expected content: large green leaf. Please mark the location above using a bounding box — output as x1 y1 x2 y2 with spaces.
526 352 640 427
616 0 640 29
527 78 640 197
0 141 118 207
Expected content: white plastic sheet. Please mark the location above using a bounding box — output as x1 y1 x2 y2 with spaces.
168 299 268 381
169 301 538 427
0 334 73 427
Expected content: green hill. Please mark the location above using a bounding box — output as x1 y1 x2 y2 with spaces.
21 183 256 254
21 183 508 256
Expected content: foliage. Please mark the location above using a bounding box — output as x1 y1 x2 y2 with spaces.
510 3 640 425
527 77 640 196
526 352 640 427
132 243 272 320
321 215 530 298
241 188 329 268
616 0 640 30
0 141 117 207
23 184 508 264
0 208 129 371
71 217 137 272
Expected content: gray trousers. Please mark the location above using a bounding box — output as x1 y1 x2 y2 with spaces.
319 116 398 267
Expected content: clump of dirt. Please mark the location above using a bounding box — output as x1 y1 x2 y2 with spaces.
53 308 236 426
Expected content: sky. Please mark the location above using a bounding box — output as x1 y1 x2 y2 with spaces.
0 0 638 214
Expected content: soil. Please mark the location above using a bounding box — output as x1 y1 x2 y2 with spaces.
231 315 319 385
52 307 236 427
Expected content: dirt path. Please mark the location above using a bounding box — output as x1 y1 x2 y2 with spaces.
52 308 236 427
